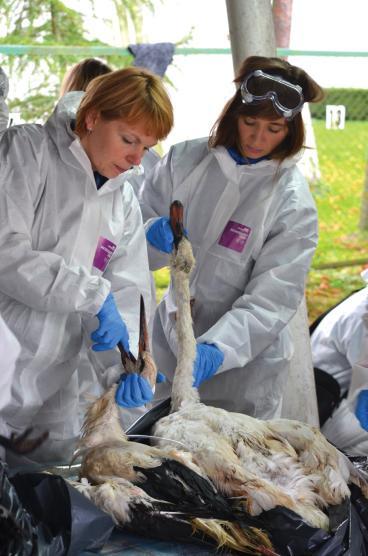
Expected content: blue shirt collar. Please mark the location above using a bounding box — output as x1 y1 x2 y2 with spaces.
94 171 108 189
227 147 270 165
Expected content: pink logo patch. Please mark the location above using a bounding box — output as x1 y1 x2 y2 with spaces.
93 237 117 272
218 221 251 253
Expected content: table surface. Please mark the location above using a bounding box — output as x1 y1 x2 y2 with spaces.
80 529 227 555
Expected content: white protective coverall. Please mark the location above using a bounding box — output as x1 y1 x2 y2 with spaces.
0 66 9 130
311 283 368 396
129 148 160 197
77 143 161 430
0 94 151 462
0 314 20 459
140 138 318 419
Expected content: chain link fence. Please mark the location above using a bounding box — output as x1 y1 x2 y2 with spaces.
0 45 367 318
286 52 368 321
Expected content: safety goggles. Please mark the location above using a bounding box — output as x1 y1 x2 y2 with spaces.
240 69 304 120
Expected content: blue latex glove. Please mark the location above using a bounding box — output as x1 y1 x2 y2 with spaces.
91 292 130 352
355 389 368 431
146 217 174 253
115 372 166 408
192 343 224 388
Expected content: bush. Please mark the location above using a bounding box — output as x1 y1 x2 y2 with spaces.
310 88 368 121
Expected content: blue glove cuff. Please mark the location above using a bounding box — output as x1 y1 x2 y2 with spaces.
115 373 153 408
355 389 368 431
91 291 130 352
146 217 174 254
193 343 224 388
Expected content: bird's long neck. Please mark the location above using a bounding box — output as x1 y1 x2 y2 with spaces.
170 237 199 412
79 384 127 448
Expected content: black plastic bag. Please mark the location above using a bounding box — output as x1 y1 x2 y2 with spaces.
258 477 368 555
0 462 35 556
0 461 114 556
127 410 368 556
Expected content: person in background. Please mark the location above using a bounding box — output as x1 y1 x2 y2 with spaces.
140 55 323 419
60 57 112 97
0 67 173 463
311 271 368 429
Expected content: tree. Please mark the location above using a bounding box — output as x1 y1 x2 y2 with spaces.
0 0 156 121
111 0 157 44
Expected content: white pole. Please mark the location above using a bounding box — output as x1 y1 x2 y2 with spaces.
225 0 276 72
225 0 319 426
282 298 319 426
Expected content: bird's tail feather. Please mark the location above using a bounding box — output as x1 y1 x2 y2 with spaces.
290 502 329 531
192 519 277 555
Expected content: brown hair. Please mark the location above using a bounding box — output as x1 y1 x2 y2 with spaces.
209 56 324 161
75 67 173 141
60 58 112 96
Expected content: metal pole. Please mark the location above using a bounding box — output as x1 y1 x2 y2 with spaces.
225 0 319 426
225 0 276 73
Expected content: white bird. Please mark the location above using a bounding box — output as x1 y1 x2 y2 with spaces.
72 292 277 555
72 201 368 553
150 201 368 533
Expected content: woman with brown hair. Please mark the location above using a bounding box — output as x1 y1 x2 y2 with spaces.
0 67 173 463
140 55 323 419
59 57 112 97
60 57 161 196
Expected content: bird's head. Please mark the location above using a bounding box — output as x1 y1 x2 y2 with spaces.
117 295 157 388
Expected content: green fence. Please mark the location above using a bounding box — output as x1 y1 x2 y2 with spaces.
0 45 367 318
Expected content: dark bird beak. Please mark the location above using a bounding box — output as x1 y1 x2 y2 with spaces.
170 200 185 249
117 342 136 368
118 294 148 374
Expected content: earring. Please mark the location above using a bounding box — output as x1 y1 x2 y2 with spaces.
86 127 93 134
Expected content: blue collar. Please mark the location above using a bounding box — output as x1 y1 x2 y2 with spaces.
94 171 108 189
227 147 269 165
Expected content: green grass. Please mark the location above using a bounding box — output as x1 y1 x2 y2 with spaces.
153 121 368 323
307 120 368 321
311 121 368 265
153 267 170 302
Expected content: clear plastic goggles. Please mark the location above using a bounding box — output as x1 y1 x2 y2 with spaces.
240 69 304 120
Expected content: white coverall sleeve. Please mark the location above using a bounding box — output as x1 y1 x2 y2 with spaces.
0 98 9 131
199 180 318 373
104 189 152 344
0 67 9 131
139 150 175 271
311 288 368 392
84 189 152 387
0 313 20 445
0 128 110 316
